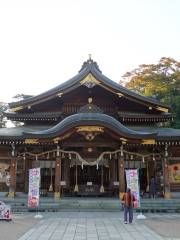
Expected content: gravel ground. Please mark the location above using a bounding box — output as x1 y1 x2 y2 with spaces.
142 218 180 239
0 215 39 240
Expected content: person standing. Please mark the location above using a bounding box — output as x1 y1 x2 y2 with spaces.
149 176 156 198
121 188 135 224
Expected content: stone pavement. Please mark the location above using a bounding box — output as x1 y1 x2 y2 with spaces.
17 212 173 240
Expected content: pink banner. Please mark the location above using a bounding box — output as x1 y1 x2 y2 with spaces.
28 168 40 208
125 169 140 207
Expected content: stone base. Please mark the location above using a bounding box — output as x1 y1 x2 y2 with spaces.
7 192 15 198
119 192 125 200
164 191 171 199
54 192 60 199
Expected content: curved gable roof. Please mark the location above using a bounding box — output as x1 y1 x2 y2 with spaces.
9 58 170 111
23 112 157 140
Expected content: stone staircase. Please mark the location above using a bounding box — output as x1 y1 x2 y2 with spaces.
1 197 180 213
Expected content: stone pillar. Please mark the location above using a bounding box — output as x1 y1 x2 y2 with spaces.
163 157 171 199
54 156 61 198
118 156 125 200
8 157 17 198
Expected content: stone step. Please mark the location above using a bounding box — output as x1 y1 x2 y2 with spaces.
2 197 180 213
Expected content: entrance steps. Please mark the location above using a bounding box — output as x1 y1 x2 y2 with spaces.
1 197 180 213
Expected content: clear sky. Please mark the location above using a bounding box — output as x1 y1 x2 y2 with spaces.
0 0 179 103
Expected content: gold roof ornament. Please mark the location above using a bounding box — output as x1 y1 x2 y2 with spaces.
25 138 39 144
156 106 169 113
76 126 104 141
142 139 155 145
117 93 124 98
76 126 104 133
57 92 63 98
53 132 72 143
11 106 23 112
120 137 127 144
80 73 100 88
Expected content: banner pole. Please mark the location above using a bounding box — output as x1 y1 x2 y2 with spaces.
137 168 146 220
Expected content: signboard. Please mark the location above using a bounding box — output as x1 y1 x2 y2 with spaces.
169 163 180 183
87 182 92 186
60 181 66 186
125 169 140 207
28 168 40 208
113 181 119 186
0 201 12 220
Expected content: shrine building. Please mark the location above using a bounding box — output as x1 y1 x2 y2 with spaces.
0 57 180 199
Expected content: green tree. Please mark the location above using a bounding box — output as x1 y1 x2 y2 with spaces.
122 57 180 128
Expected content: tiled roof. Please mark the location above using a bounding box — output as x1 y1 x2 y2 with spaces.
9 58 170 110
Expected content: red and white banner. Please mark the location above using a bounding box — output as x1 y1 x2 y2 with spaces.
168 163 180 183
0 201 12 220
28 168 40 208
125 169 140 207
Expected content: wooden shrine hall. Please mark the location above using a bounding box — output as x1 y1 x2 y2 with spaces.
0 57 180 199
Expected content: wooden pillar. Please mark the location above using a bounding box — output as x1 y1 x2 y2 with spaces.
24 158 32 193
163 157 171 199
118 156 125 200
64 158 70 188
110 158 115 186
54 156 61 198
8 157 17 198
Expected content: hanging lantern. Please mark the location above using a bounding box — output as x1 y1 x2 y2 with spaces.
100 185 104 193
96 163 99 170
57 145 60 156
11 144 15 157
100 165 104 193
74 164 79 192
49 161 53 192
165 145 168 157
74 184 79 192
120 145 123 156
81 162 84 170
49 184 53 192
153 154 155 161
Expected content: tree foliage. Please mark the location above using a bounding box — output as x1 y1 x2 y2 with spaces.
13 93 33 100
0 102 8 128
122 57 180 128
